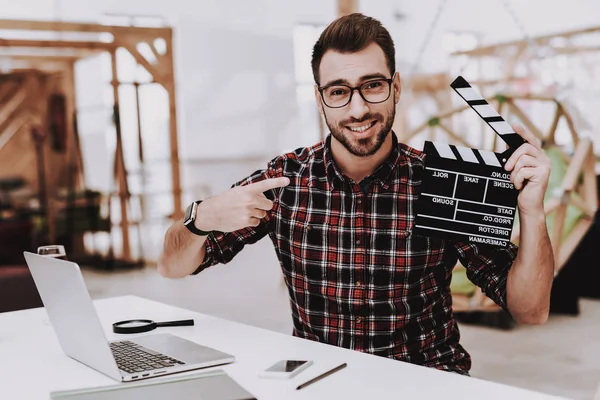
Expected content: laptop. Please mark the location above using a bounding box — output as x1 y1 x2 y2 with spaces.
23 251 235 382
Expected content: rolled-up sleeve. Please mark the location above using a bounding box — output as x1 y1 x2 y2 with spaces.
453 242 519 312
191 233 221 275
190 157 285 275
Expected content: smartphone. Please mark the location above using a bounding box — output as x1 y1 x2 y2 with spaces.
258 360 313 379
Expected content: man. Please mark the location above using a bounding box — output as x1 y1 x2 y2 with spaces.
158 13 554 375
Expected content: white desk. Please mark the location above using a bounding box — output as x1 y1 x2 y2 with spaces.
0 295 568 400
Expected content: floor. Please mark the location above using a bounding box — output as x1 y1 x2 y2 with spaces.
80 237 600 400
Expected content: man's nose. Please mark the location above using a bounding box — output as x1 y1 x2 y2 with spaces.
347 90 369 120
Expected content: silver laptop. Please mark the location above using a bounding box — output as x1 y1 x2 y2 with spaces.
23 251 235 382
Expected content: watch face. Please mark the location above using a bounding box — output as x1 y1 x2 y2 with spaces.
184 203 194 223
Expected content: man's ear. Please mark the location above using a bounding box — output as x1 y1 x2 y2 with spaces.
393 72 402 104
314 85 325 115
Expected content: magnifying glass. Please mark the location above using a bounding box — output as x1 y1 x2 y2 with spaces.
112 319 194 334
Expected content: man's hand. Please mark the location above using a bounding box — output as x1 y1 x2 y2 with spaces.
197 177 290 233
503 124 551 216
503 125 554 324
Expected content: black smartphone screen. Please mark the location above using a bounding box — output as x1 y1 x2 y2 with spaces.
266 360 308 373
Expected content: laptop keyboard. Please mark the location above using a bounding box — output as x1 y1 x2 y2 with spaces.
110 340 185 374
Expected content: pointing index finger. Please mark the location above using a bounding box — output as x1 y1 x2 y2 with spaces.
512 123 541 150
247 177 290 193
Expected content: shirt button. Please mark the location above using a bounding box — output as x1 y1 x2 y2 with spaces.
356 316 363 324
355 281 362 288
306 225 312 231
357 198 362 205
355 239 360 246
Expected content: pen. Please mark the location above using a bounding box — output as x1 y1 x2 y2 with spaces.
296 363 347 390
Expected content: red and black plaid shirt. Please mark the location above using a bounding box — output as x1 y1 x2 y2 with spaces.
194 134 518 374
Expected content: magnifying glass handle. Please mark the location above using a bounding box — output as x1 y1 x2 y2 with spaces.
155 319 195 327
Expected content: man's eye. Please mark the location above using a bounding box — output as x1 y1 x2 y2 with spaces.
365 81 383 89
328 87 349 97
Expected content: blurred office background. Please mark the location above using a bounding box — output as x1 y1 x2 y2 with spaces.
0 1 599 399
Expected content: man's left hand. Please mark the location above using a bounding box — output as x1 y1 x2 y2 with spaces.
503 124 551 216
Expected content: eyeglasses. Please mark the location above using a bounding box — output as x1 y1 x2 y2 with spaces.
318 76 394 108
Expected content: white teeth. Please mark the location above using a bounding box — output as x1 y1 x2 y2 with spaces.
348 122 375 132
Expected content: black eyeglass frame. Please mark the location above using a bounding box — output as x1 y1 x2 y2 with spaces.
317 74 396 109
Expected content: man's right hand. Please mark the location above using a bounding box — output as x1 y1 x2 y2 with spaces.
196 177 290 233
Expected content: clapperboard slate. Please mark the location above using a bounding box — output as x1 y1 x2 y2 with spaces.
413 76 526 247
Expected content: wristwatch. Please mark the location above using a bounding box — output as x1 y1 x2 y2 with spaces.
183 200 212 236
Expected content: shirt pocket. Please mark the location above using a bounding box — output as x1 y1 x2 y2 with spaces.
302 222 330 284
305 222 327 249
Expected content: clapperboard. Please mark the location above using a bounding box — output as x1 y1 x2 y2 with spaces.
413 76 526 247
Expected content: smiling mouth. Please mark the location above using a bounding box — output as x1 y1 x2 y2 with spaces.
346 121 376 133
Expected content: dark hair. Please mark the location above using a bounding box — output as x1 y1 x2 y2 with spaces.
311 13 396 85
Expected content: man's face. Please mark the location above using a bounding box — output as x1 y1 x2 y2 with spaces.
315 42 401 157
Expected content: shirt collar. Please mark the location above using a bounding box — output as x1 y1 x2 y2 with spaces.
323 132 401 191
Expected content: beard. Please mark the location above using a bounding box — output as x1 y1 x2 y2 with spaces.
324 102 395 157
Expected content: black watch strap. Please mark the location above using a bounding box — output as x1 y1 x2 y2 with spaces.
183 200 212 236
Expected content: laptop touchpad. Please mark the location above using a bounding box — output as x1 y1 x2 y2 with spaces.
132 334 234 365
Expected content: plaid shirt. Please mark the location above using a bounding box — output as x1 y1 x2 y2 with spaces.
194 134 518 374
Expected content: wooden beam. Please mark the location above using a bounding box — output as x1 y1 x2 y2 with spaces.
0 79 16 103
0 38 116 50
0 110 28 150
0 81 30 130
550 203 567 264
561 106 581 148
408 73 449 93
6 65 71 73
451 25 600 57
0 19 171 37
63 62 81 190
163 38 183 220
547 103 562 145
110 49 132 261
35 74 57 243
338 0 358 16
437 105 470 120
469 76 522 87
460 41 600 61
581 140 598 212
430 89 452 114
504 93 557 102
403 105 471 142
549 45 600 55
146 41 163 63
505 100 545 142
121 41 166 86
60 61 87 254
556 219 592 273
0 54 86 62
562 139 592 192
543 197 562 215
568 192 596 219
